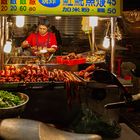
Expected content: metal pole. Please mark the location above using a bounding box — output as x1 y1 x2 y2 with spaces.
91 27 95 53
0 16 5 70
0 17 1 70
110 17 116 74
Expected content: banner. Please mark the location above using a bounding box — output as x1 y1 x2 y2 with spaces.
0 0 122 16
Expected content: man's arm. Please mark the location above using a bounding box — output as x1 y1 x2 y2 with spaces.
21 33 34 48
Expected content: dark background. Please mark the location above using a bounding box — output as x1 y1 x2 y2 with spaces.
123 0 140 10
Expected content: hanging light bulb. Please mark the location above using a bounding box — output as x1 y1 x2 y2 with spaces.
89 16 98 27
16 16 25 27
4 40 12 53
103 36 110 49
55 16 62 20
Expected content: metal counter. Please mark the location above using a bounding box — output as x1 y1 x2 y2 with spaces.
4 56 78 72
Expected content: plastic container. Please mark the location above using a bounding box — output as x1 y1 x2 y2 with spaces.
56 56 63 64
56 56 86 65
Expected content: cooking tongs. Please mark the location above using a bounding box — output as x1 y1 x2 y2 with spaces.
47 53 54 62
32 52 53 64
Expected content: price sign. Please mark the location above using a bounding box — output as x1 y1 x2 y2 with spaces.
0 0 122 16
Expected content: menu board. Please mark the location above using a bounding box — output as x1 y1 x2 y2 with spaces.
0 0 122 16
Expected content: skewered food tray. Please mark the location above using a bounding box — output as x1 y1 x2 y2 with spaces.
0 64 82 89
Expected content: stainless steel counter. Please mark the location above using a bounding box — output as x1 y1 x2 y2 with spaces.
4 56 78 72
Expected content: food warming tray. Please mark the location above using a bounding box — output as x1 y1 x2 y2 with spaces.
5 56 55 65
0 81 65 90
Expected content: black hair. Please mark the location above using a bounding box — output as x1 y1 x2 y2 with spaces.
51 25 56 31
38 19 50 28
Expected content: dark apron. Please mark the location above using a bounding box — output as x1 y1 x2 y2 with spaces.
32 33 50 55
36 32 50 50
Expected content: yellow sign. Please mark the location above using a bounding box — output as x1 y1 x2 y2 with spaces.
0 0 122 16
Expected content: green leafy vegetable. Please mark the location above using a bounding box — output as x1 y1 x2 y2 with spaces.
0 90 24 108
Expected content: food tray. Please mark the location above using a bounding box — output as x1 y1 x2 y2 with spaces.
86 60 105 64
0 81 65 90
5 56 39 65
5 55 56 65
56 56 86 65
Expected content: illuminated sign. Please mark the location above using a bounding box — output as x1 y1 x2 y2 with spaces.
0 0 122 16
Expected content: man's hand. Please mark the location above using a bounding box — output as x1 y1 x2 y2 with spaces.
47 48 56 53
21 40 30 48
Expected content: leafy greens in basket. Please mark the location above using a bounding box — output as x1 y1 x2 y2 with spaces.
0 90 24 108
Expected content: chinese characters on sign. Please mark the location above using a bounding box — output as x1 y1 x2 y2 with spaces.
0 0 121 16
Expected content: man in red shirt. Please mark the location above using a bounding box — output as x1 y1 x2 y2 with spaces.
21 19 57 56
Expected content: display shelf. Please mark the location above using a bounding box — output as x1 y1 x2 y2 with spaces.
0 81 65 90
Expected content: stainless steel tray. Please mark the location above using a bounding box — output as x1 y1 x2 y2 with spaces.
0 81 65 90
5 55 55 64
5 56 38 65
4 56 79 72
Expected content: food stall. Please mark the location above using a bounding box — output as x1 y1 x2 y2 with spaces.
1 0 140 139
0 0 122 69
0 0 120 122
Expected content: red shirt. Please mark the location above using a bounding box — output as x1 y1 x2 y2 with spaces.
26 32 57 50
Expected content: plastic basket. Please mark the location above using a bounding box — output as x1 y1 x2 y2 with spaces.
56 56 86 65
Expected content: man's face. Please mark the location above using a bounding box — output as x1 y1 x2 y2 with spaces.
38 25 48 35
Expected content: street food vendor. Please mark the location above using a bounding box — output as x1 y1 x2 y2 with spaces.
21 19 58 56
